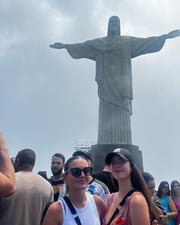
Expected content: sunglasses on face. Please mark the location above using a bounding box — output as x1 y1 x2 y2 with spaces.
65 167 92 177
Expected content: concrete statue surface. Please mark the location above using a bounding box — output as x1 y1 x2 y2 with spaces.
50 16 180 145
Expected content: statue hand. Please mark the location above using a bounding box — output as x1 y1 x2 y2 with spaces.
167 29 180 39
49 42 65 49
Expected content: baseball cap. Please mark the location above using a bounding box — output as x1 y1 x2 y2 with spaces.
105 148 133 163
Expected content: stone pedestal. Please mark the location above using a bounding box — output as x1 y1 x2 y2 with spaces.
89 144 143 172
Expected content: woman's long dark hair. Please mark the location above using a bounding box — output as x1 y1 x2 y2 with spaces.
130 162 152 210
157 181 170 198
171 180 180 199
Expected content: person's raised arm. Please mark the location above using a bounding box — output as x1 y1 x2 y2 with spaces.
49 42 66 49
0 133 16 197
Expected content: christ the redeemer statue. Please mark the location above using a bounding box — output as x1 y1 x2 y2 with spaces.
50 16 180 145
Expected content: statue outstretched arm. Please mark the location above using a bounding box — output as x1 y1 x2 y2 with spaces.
131 29 180 58
165 29 180 39
49 41 96 60
49 42 67 49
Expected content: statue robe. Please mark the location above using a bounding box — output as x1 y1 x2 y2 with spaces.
65 35 166 144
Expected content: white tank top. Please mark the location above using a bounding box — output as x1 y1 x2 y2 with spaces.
59 193 101 225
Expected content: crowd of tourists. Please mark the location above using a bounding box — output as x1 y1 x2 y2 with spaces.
0 132 179 225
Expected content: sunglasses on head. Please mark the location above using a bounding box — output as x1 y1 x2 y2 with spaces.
65 167 92 177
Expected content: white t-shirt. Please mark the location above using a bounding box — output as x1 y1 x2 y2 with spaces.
59 193 101 225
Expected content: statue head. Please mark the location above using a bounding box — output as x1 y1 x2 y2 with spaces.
107 16 120 36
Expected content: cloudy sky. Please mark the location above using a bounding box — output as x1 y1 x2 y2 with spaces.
0 0 179 186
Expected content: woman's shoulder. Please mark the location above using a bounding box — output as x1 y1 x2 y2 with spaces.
93 194 106 207
42 201 63 225
129 191 148 206
92 194 107 218
108 192 118 201
129 191 144 198
48 201 62 213
128 192 151 225
106 192 118 208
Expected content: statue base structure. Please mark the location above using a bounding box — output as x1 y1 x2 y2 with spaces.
89 144 143 172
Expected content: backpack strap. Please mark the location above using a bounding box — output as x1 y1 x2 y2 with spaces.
63 196 82 225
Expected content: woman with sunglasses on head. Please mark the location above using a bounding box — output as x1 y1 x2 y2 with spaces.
42 156 106 225
103 148 153 225
157 181 177 225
